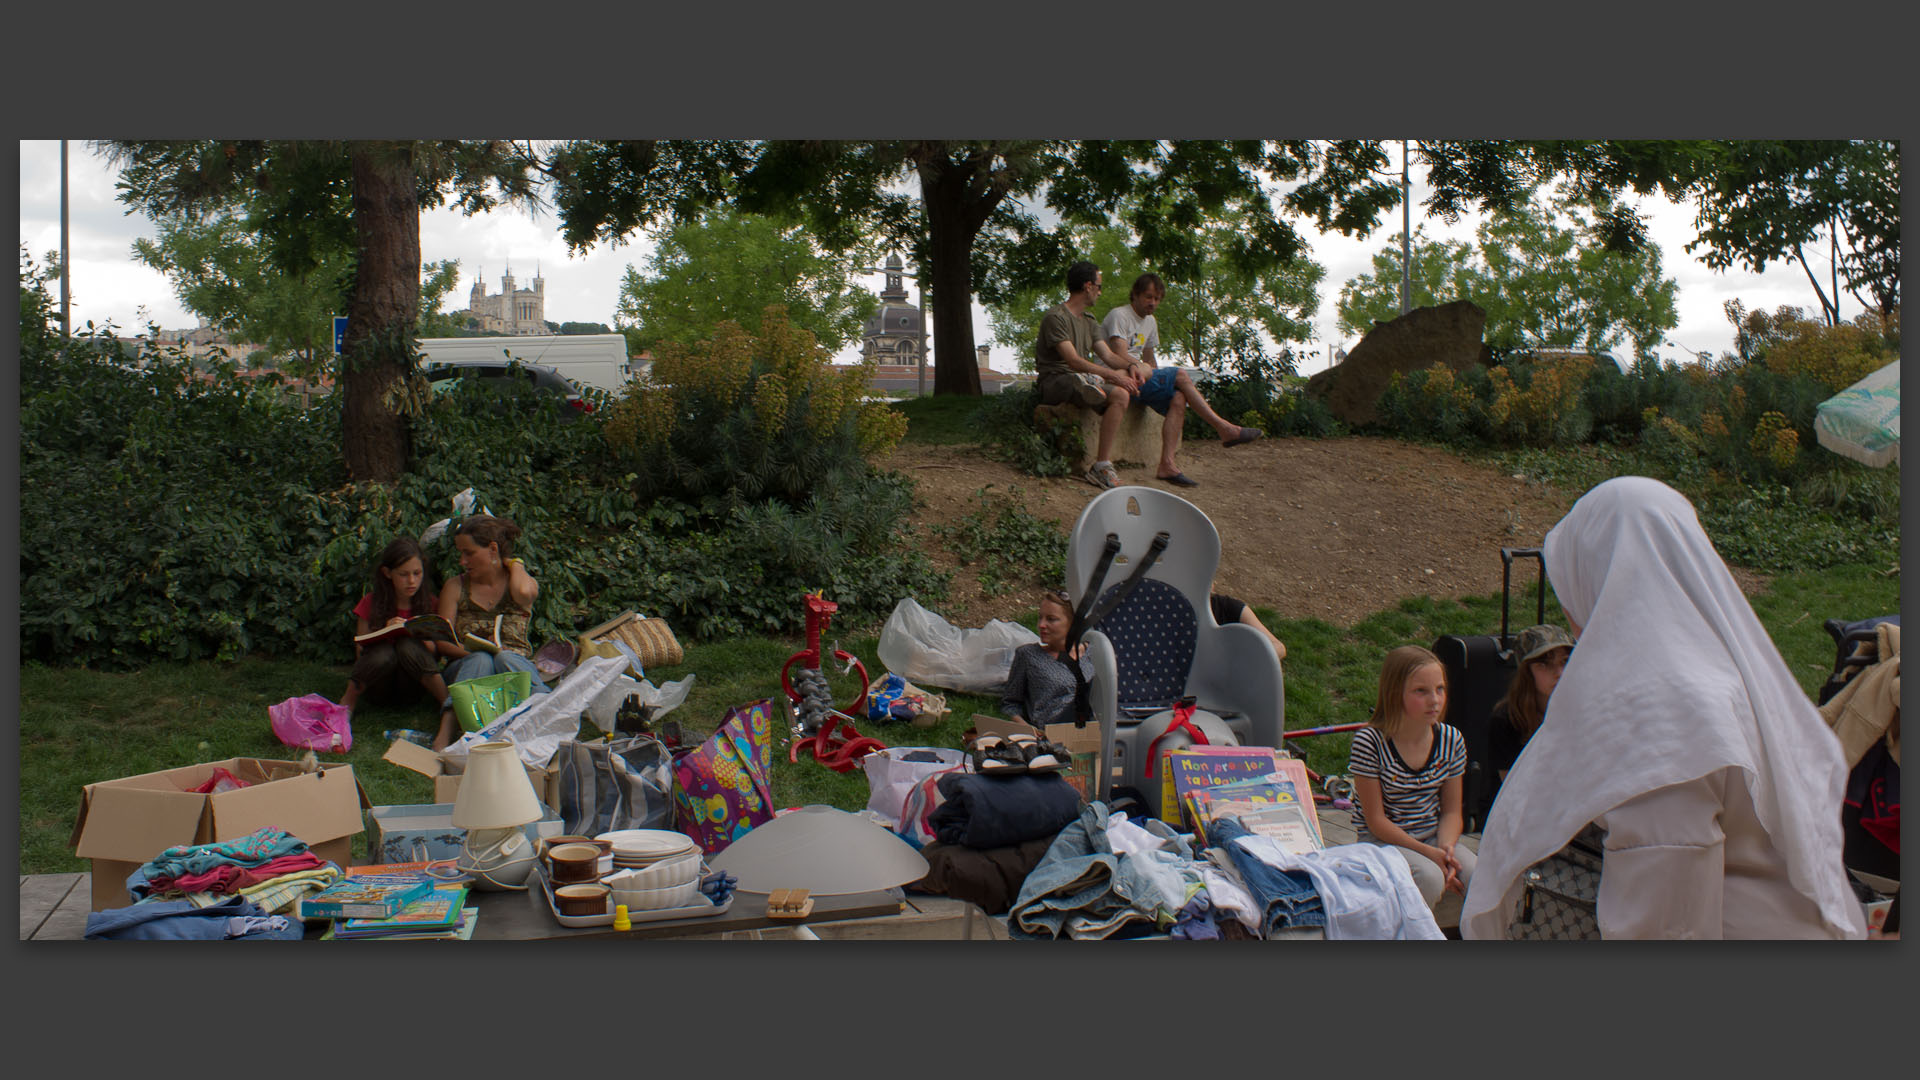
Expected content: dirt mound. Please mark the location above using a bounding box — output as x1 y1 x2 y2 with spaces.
884 433 1588 630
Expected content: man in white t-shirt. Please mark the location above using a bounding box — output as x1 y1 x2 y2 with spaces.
1099 273 1261 487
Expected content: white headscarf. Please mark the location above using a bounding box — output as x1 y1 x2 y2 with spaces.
1461 476 1864 939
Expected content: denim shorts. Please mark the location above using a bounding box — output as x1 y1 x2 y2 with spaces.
1136 366 1181 414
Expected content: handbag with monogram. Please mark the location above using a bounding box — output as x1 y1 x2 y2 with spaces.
1507 824 1606 940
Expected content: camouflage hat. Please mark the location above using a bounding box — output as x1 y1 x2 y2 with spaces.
1516 624 1575 664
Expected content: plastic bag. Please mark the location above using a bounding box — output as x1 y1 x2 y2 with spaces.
584 673 695 734
443 654 632 769
862 746 970 828
267 694 353 753
875 597 1039 696
447 671 533 733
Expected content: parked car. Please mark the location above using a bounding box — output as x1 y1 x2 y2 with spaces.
422 359 594 421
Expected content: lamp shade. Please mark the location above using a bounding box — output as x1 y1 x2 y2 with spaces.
450 741 545 829
707 806 929 896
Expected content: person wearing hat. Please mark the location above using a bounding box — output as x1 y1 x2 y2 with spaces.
1485 624 1575 804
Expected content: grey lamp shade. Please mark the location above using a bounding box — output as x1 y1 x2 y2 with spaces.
450 741 545 829
707 806 930 896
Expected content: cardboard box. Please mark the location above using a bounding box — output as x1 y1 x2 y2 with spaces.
365 802 566 864
69 757 370 911
382 738 560 810
972 714 1108 804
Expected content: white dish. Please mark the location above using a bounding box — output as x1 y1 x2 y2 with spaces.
604 849 702 890
539 866 729 928
595 829 698 859
610 876 702 912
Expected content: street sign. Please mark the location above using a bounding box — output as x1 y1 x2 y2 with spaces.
333 315 349 354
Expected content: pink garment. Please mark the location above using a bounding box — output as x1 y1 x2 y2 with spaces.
158 852 327 895
352 593 434 624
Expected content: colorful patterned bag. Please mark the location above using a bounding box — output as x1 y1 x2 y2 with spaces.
671 699 777 854
893 765 969 850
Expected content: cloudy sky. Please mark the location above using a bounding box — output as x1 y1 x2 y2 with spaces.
19 140 1831 376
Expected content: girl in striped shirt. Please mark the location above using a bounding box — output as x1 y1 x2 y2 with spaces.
1349 645 1475 910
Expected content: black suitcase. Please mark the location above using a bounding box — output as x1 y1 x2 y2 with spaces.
1432 547 1546 833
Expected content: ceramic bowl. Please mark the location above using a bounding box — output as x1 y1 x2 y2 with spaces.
608 876 701 912
547 843 607 885
554 882 611 917
603 850 702 891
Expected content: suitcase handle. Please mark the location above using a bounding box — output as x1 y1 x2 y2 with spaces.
1499 547 1548 656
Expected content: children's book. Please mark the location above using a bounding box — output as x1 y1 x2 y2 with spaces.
355 614 457 646
335 884 469 937
330 883 464 933
1187 776 1324 853
1161 745 1291 828
324 908 478 941
299 872 436 920
463 614 505 655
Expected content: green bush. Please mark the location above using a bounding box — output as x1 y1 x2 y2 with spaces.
20 275 949 667
929 486 1069 598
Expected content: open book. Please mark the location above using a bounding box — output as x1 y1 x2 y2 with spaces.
463 614 505 655
355 614 457 646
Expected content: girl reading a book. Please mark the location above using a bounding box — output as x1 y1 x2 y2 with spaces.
1349 645 1474 911
1485 624 1575 802
434 514 550 750
1000 588 1093 729
340 536 453 720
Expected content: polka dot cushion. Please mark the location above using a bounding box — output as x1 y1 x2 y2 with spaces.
1094 578 1196 709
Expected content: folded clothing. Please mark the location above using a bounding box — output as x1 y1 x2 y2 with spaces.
931 772 1083 850
911 837 1055 915
86 894 305 941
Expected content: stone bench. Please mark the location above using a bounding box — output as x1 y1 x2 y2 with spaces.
1034 399 1168 473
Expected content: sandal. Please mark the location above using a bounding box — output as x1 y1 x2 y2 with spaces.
1084 462 1120 490
1157 472 1199 488
1224 426 1263 447
968 734 1030 775
1005 733 1067 773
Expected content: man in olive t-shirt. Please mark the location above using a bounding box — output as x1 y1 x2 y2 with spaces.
1034 261 1139 488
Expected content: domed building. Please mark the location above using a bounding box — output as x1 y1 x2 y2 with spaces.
859 253 924 367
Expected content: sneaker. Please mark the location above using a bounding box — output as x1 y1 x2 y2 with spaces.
1084 462 1120 489
1072 378 1109 410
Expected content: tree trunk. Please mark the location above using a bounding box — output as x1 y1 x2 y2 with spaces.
918 155 994 397
341 143 421 483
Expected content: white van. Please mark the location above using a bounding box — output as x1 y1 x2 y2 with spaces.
416 334 634 394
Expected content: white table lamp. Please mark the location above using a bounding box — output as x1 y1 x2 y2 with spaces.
451 740 545 890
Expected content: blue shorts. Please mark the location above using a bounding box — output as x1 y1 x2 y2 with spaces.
1136 366 1182 414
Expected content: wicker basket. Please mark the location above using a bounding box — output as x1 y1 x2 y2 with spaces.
578 610 684 670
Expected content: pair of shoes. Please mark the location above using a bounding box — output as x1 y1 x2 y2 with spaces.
1224 426 1264 447
1007 733 1069 773
1084 462 1120 489
969 734 1031 775
1157 472 1199 488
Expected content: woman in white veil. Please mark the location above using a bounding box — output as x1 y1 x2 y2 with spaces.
1461 477 1865 939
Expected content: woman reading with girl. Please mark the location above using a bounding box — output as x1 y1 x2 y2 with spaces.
433 514 550 749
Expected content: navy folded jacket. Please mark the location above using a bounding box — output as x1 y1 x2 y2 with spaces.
931 772 1083 849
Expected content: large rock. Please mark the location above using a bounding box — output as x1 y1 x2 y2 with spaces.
1305 301 1488 427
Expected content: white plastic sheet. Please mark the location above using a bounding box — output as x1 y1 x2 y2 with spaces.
875 597 1039 695
442 654 632 768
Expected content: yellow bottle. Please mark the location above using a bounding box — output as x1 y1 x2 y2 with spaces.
613 904 631 931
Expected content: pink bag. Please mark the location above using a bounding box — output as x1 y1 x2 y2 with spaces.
268 693 353 753
671 700 777 854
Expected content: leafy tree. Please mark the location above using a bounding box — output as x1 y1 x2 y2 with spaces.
612 207 879 353
100 140 543 483
415 259 465 338
557 321 613 335
987 199 1325 380
549 140 1401 395
1337 191 1680 361
1417 140 1898 328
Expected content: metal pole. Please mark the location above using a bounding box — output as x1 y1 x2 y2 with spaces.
917 278 927 397
1400 139 1411 316
60 139 71 337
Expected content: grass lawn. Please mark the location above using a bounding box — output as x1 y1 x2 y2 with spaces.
19 562 1895 876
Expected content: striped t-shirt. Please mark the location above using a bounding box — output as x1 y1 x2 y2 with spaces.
1348 723 1467 842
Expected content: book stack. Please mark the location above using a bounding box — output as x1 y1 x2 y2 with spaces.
328 883 477 940
298 871 437 921
1161 745 1326 851
1185 778 1324 854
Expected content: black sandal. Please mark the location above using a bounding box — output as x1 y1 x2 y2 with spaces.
1005 733 1067 773
969 734 1030 775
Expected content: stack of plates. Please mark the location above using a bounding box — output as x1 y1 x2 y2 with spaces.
596 829 698 870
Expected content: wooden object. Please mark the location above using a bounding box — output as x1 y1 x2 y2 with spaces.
765 888 815 919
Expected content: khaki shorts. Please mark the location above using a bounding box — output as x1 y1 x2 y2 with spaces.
1037 371 1110 411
